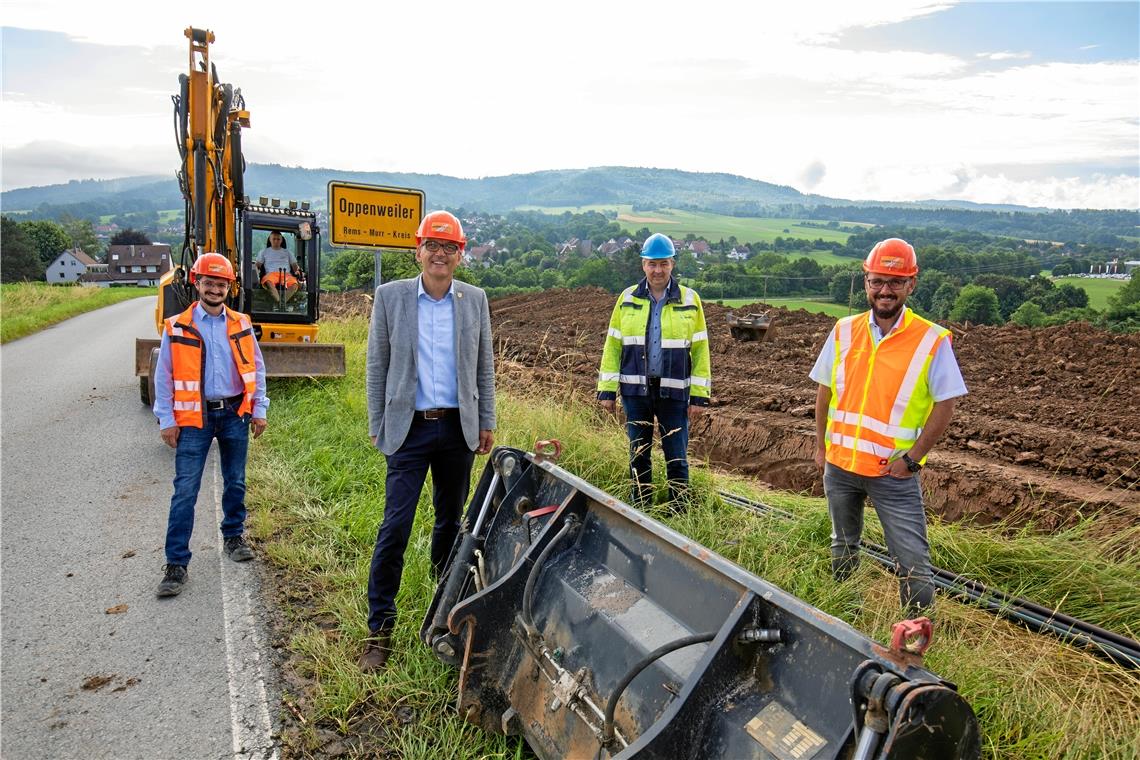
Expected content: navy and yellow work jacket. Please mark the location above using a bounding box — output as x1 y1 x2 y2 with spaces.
596 277 711 404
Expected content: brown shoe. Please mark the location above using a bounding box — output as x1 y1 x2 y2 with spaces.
358 631 393 673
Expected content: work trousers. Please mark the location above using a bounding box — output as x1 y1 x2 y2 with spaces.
367 415 475 634
164 406 250 566
620 388 690 507
823 462 935 613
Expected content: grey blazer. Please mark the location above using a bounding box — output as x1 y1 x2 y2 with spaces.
366 277 496 456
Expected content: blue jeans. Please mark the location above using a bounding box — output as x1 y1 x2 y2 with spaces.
621 390 690 506
164 407 250 566
367 415 475 634
823 462 934 612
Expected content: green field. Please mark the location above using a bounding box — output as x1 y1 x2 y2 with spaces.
715 296 853 318
518 204 865 246
97 209 181 225
1052 276 1127 310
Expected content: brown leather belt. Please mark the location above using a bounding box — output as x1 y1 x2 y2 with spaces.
414 408 458 421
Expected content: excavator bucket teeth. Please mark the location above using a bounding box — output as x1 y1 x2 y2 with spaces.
421 447 981 760
257 342 345 377
135 338 346 378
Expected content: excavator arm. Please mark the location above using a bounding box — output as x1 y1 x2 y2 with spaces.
137 27 344 405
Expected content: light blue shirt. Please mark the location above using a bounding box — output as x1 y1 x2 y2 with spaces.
153 303 269 428
415 275 459 410
809 307 967 402
646 286 669 378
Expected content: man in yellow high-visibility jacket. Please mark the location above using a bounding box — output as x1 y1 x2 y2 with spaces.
810 238 967 614
597 234 711 509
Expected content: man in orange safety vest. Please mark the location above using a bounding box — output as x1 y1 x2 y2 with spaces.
810 238 967 614
152 253 268 597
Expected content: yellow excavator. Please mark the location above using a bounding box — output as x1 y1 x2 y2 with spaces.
137 27 344 404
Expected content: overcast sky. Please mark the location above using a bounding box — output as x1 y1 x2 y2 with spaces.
2 1 1137 209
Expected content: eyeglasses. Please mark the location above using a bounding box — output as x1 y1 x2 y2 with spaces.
423 240 460 255
865 276 911 291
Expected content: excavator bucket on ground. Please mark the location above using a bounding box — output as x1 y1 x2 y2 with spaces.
135 337 345 404
727 312 772 341
422 445 980 760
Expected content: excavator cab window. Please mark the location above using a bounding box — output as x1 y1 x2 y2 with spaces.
251 229 309 315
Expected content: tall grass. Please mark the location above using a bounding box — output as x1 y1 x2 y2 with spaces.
248 317 1140 759
0 282 154 342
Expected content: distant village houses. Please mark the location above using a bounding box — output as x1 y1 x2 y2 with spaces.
556 238 593 258
598 236 635 256
46 248 101 283
464 243 497 268
78 244 171 287
687 240 711 257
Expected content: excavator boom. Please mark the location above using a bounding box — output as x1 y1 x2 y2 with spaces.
138 27 344 404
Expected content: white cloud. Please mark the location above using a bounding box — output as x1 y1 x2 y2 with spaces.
2 1 1136 209
976 51 1032 60
1 140 169 189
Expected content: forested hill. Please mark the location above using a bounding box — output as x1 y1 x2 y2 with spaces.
4 165 1137 242
245 165 821 210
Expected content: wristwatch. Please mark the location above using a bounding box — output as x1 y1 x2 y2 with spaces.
901 453 923 473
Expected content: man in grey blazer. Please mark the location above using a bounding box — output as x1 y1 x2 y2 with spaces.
360 210 496 672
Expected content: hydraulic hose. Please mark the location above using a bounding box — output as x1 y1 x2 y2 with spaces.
522 516 579 639
601 631 718 745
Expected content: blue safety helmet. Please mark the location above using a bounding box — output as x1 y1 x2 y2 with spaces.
640 233 676 259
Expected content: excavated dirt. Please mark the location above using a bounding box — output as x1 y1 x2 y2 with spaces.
323 288 1140 536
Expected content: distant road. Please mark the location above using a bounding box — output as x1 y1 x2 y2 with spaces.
1 297 280 760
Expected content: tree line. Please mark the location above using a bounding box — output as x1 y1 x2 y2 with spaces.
0 215 152 282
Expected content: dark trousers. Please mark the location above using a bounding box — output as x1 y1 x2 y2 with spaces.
367 415 475 634
165 407 250 566
620 389 690 506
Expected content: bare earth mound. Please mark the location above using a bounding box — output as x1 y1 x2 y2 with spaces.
324 288 1140 537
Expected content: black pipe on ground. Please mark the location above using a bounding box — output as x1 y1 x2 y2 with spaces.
718 490 1140 669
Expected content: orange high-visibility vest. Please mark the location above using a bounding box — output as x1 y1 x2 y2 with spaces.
165 303 258 428
826 309 951 476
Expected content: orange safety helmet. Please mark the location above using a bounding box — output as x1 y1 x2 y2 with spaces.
189 253 236 284
863 238 918 277
415 210 466 251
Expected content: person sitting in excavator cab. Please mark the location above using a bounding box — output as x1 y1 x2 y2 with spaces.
255 231 302 309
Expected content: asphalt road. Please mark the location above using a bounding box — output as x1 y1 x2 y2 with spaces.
1 297 280 760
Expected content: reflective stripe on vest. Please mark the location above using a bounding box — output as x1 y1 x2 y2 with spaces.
166 304 258 428
826 310 948 476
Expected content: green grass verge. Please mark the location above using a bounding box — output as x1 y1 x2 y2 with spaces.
0 282 155 343
1051 276 1127 310
247 317 1140 758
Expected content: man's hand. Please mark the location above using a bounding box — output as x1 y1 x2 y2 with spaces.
813 445 826 472
880 458 915 479
251 417 268 439
160 426 180 449
370 435 378 448
477 429 494 455
600 399 616 416
688 405 705 422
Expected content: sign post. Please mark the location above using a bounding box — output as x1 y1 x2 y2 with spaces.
327 182 425 287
